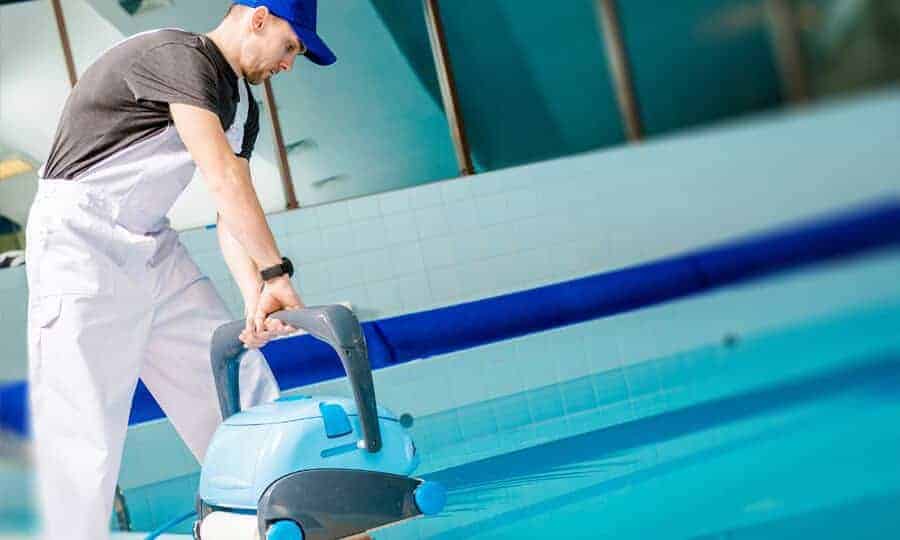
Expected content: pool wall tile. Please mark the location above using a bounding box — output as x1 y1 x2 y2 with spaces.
353 217 388 251
348 196 382 221
457 402 500 440
560 377 598 415
491 396 534 432
527 385 566 424
314 200 350 228
414 207 450 239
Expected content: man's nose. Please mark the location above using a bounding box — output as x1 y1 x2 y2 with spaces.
280 56 296 72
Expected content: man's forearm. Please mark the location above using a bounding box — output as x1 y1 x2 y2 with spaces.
208 157 283 269
217 213 263 307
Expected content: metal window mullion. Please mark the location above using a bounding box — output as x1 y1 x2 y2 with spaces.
263 79 300 209
766 0 811 104
595 0 644 142
423 0 474 176
50 0 78 88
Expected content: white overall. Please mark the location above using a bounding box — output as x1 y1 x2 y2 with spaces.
25 78 279 540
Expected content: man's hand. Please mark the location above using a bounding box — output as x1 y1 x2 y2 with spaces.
239 276 305 348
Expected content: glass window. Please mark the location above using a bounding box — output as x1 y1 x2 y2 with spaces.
619 0 783 136
795 0 900 98
386 0 625 173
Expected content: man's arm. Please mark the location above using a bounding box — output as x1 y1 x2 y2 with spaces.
170 103 301 336
216 203 261 310
170 103 282 270
217 205 288 348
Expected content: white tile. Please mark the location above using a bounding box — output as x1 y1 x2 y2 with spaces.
328 285 370 310
366 281 402 312
444 200 479 231
506 189 539 221
319 224 357 259
451 230 491 263
347 196 381 221
389 242 426 277
474 192 510 227
378 189 412 215
282 208 319 234
549 240 582 278
414 206 450 239
427 267 462 303
361 248 394 283
440 178 472 202
265 210 292 238
393 275 431 312
383 212 419 245
295 261 331 294
323 255 367 290
421 235 456 269
287 229 325 262
314 200 351 228
470 174 510 197
352 217 387 251
409 183 443 209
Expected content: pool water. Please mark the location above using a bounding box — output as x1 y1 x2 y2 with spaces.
5 298 900 540
375 305 900 539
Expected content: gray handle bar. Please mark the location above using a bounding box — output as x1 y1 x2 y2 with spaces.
210 305 382 453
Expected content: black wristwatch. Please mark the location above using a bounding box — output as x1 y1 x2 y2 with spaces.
260 256 294 282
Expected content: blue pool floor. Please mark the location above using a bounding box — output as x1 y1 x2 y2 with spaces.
377 355 900 539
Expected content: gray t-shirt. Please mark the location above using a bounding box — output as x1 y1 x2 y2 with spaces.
42 29 259 180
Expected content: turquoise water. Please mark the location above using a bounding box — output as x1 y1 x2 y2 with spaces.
375 303 900 539
4 297 899 539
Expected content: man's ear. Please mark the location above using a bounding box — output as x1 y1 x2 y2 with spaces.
251 6 270 32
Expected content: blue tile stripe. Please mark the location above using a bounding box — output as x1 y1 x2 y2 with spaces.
1 198 898 436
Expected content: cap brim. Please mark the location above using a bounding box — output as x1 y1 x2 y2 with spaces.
292 25 337 66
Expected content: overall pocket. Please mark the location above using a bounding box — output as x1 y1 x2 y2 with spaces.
26 294 62 384
30 294 62 329
29 195 117 297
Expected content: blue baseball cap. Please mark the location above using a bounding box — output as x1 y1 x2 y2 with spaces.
234 0 336 66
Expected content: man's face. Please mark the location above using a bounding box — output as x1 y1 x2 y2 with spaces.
240 7 305 85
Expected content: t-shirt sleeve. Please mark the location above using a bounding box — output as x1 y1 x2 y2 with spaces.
237 84 260 160
124 42 220 115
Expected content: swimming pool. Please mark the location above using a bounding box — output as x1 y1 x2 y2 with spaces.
3 253 899 540
371 300 900 539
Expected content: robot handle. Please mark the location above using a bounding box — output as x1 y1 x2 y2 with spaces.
210 305 382 452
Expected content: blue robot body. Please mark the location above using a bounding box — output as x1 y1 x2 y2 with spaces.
194 306 444 540
199 395 420 510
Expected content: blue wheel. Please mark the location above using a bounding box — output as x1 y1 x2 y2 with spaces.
414 481 447 516
266 520 304 540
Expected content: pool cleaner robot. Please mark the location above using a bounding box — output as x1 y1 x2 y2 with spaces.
194 305 446 540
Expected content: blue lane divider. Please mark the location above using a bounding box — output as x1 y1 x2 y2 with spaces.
2 199 898 436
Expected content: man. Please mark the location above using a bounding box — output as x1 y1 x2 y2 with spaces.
24 1 336 538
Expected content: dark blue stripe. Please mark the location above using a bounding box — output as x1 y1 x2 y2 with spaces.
1 199 898 436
